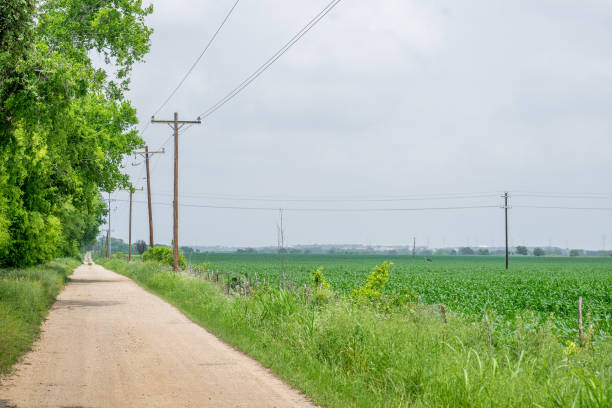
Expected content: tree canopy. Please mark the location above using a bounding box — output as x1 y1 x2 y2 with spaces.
515 246 529 256
0 0 152 266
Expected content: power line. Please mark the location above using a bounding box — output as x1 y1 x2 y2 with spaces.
514 205 612 210
198 0 343 120
152 0 242 117
116 199 498 212
513 193 612 199
148 191 500 203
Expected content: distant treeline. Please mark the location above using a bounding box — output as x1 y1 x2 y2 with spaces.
0 1 152 266
142 241 611 257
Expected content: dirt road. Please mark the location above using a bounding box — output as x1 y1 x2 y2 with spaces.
0 262 315 408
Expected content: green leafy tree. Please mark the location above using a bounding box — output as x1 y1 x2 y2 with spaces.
0 0 152 266
478 248 489 255
516 246 529 256
459 247 474 255
135 240 147 255
533 247 545 257
570 249 581 257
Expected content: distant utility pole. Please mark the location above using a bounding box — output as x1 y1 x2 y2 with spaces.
151 113 201 271
134 146 165 248
106 192 113 258
412 237 416 259
121 187 143 261
502 192 510 269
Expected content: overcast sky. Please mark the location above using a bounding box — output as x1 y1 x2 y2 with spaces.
105 0 612 250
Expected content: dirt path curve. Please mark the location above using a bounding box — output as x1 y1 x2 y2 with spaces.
0 261 316 408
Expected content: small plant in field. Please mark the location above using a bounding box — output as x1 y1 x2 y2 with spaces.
352 261 392 302
310 267 332 305
564 340 579 356
310 267 330 290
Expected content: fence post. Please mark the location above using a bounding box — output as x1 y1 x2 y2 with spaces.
440 304 447 324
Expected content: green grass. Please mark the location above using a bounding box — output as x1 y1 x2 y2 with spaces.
185 253 612 338
0 258 80 374
102 258 612 408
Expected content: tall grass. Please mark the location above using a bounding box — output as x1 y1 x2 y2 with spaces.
102 259 611 408
0 258 79 373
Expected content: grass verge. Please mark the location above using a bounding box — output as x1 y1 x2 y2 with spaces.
101 259 611 408
0 258 80 374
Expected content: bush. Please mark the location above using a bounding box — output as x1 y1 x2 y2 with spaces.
112 251 126 259
142 246 186 269
310 267 333 305
352 261 392 302
516 245 529 255
570 249 581 257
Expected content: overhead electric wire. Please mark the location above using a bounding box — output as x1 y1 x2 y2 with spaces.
513 205 612 211
148 191 500 203
152 0 242 118
198 0 343 120
512 193 612 199
116 199 498 212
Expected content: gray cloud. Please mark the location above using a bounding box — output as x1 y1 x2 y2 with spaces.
107 0 612 250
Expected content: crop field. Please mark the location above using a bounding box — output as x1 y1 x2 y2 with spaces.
186 253 612 337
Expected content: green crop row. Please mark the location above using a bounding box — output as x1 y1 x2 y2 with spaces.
185 253 612 338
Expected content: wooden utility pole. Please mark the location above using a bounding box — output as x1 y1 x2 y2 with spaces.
106 193 112 258
121 187 143 261
134 146 165 248
503 192 510 270
412 237 416 260
151 113 201 271
129 189 133 261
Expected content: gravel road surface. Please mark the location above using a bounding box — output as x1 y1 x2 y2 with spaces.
0 262 315 408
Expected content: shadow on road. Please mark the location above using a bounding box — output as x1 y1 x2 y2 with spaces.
68 278 125 284
55 300 124 308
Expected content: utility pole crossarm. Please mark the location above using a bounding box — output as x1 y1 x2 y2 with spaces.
134 149 165 155
151 118 202 125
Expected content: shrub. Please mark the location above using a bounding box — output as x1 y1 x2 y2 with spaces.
310 267 330 290
310 267 332 305
142 246 186 269
516 245 529 255
112 251 126 259
352 261 392 302
459 247 474 255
